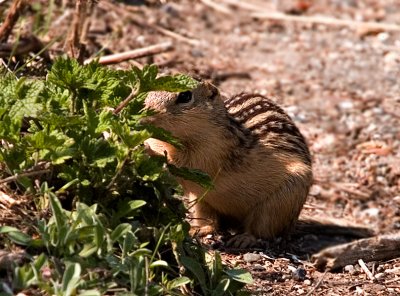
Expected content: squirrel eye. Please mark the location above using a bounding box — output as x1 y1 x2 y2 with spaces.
175 91 193 104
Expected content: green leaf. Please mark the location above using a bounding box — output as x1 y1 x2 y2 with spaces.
110 223 132 243
211 251 223 286
48 192 68 230
78 290 101 296
168 164 213 189
181 256 208 295
0 226 21 233
150 260 169 268
79 243 98 257
6 231 32 246
211 278 231 296
0 227 32 245
154 74 199 92
62 262 82 296
115 200 146 220
224 269 253 284
168 276 191 289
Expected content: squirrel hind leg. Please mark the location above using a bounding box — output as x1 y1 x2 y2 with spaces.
243 191 306 242
189 201 219 236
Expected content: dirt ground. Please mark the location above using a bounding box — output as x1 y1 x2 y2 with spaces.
2 0 400 295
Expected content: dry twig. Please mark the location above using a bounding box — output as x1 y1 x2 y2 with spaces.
0 0 27 43
84 41 173 65
113 89 138 115
200 0 232 15
216 0 400 32
358 258 375 282
305 270 328 296
0 169 51 185
65 0 96 62
252 12 400 32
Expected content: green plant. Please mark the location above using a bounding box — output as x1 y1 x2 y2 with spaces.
0 58 251 295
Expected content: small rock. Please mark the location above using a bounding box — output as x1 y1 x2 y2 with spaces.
377 32 389 42
252 264 266 271
362 208 380 218
282 274 292 280
304 279 312 286
243 253 261 263
338 100 354 110
374 273 385 280
292 266 307 281
344 265 355 273
297 288 305 294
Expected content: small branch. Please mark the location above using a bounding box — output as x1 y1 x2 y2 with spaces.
305 270 328 296
358 259 375 282
312 232 400 271
65 0 96 62
151 25 201 46
85 41 173 65
217 0 400 32
252 11 400 32
113 89 139 115
0 0 27 43
220 0 264 12
0 169 51 185
200 0 232 15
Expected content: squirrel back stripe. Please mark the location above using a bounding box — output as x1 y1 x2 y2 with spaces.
224 93 311 164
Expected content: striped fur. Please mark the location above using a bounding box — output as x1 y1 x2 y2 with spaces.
144 82 313 247
225 93 311 165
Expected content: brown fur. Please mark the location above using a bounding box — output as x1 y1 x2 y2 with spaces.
144 82 313 247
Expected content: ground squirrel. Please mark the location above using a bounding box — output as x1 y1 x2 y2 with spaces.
144 82 313 248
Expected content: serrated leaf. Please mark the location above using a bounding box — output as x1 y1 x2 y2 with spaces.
154 74 199 92
168 164 213 189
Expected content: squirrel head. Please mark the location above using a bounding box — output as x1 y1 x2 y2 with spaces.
143 81 227 140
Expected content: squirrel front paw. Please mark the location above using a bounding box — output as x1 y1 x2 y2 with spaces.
189 225 215 237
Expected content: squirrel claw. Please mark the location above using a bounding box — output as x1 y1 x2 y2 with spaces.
226 233 257 249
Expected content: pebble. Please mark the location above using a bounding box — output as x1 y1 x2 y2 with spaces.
243 253 261 263
374 273 385 280
292 267 307 281
252 264 266 271
304 279 312 286
344 265 355 273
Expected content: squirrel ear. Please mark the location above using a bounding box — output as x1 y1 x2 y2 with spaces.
202 81 219 101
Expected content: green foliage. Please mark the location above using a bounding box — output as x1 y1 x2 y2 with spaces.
0 58 251 295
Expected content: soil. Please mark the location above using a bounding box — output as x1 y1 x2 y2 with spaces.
1 0 400 295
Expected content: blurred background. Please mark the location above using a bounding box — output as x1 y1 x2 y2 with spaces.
1 0 400 294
